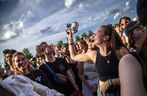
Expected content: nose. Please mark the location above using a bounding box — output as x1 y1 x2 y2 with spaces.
18 60 24 67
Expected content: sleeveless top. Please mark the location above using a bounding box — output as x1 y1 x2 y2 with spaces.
83 62 98 80
95 50 119 81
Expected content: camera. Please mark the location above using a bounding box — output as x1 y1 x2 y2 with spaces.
66 22 79 34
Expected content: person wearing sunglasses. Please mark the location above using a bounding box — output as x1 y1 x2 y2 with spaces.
119 16 132 48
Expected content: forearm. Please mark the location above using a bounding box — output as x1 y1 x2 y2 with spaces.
79 75 91 89
67 70 79 90
68 32 77 59
69 44 77 59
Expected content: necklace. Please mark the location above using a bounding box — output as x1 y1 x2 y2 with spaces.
104 57 110 64
103 51 111 64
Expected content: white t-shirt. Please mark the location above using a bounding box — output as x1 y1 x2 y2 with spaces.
0 75 64 96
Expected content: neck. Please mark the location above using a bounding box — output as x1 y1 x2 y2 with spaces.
98 44 111 56
136 35 146 50
45 54 56 63
24 68 30 74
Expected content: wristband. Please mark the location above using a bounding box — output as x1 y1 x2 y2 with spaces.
108 79 112 86
68 43 74 45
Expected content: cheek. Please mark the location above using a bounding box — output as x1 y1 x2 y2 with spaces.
133 30 143 37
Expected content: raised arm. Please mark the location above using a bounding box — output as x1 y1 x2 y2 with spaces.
67 31 96 63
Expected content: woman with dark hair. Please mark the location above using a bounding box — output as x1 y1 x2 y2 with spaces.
119 16 132 48
114 24 127 47
67 24 128 96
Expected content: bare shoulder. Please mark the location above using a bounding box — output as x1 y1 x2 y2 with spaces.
119 54 142 78
86 50 97 63
119 54 146 96
119 54 140 68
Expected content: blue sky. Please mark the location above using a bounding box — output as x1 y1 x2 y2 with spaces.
0 0 137 63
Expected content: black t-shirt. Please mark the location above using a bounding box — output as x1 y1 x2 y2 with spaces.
25 69 53 89
39 58 74 95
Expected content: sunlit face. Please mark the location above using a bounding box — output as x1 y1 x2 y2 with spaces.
120 19 130 29
62 47 67 53
13 55 29 72
77 42 84 50
36 57 42 64
114 25 120 33
88 42 93 49
93 27 105 45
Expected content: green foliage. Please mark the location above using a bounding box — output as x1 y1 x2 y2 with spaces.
81 32 88 38
22 48 33 60
75 35 81 41
49 43 54 46
57 40 63 48
88 30 94 37
0 61 9 69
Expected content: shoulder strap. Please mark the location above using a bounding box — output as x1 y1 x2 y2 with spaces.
44 64 66 85
44 64 56 75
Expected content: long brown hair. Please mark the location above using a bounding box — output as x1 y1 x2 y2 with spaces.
101 25 126 56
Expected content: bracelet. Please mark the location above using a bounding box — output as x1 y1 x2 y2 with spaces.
108 79 112 86
68 43 74 45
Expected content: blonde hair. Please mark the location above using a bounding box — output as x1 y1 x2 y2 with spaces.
12 52 33 75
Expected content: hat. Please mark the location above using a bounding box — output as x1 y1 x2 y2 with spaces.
125 21 140 37
137 0 147 25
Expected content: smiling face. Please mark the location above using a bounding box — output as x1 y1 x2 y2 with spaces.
13 54 29 73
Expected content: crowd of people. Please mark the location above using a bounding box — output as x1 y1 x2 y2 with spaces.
0 0 147 96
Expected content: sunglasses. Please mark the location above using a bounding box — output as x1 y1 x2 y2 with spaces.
120 20 130 26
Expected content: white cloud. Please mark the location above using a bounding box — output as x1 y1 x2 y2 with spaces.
113 13 120 19
19 0 42 5
26 10 34 18
1 20 25 41
126 1 129 7
78 3 85 9
18 21 24 29
64 0 76 8
1 31 17 40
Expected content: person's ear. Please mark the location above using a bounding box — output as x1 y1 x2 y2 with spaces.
104 35 109 41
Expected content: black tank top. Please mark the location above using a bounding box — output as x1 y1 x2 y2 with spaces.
95 50 119 81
